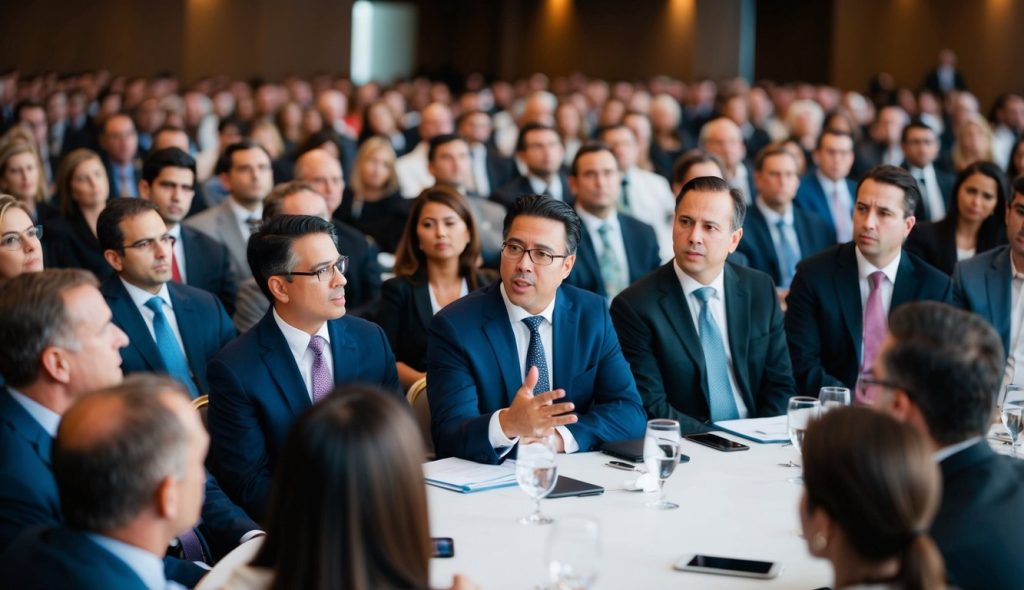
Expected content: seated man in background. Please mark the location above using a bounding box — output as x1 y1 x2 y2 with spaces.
428 195 646 464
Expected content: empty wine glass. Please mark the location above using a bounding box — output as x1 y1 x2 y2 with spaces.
643 419 681 510
546 515 600 590
785 397 821 472
818 386 851 411
1001 385 1024 457
516 435 558 525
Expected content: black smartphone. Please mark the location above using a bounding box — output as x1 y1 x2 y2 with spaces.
684 432 750 452
431 537 454 558
673 554 780 578
601 438 690 463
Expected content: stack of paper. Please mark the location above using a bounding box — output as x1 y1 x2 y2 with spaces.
423 457 518 493
713 415 790 443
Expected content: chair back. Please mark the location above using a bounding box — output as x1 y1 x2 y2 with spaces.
406 377 434 459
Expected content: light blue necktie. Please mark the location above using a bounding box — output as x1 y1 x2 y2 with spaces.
145 297 200 398
522 316 550 393
597 223 627 299
774 218 799 288
694 287 740 421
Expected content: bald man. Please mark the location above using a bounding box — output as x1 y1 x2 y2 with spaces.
699 118 756 204
396 102 454 197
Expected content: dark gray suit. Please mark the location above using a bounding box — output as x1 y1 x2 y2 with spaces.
184 199 253 285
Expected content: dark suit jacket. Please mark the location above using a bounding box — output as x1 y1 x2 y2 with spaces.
794 174 857 238
784 243 953 396
377 270 495 373
900 161 955 220
565 214 661 298
951 245 1012 359
101 155 141 198
335 219 382 314
207 310 399 519
610 263 797 434
101 276 236 395
932 441 1024 590
334 188 411 254
490 174 574 209
735 204 836 286
922 67 968 96
907 216 1007 277
427 283 647 464
0 527 151 589
43 211 114 282
481 146 516 197
180 225 237 314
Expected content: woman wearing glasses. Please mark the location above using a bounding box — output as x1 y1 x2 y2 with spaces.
0 194 44 283
377 186 493 390
44 149 115 280
800 407 946 590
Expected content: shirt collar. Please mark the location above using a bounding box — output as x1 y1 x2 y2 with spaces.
227 197 262 226
499 282 556 325
576 207 619 233
167 224 182 239
7 388 61 437
815 170 843 192
755 197 793 225
120 277 172 312
527 175 560 198
855 246 901 285
934 436 984 463
673 259 726 294
272 307 331 361
86 533 168 590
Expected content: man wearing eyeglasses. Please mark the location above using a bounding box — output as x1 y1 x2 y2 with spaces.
206 214 399 518
97 198 235 398
427 194 646 464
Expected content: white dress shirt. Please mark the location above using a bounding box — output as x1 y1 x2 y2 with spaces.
168 224 187 283
468 143 491 196
577 208 629 290
273 309 334 402
815 171 854 243
8 388 60 437
487 284 579 454
729 163 752 204
624 166 676 262
428 279 469 315
528 174 563 201
993 124 1017 172
121 279 188 356
1003 258 1024 388
227 198 262 242
673 263 749 417
396 142 434 198
908 164 946 221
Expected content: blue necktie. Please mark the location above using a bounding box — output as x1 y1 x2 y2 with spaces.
774 218 799 288
694 287 740 421
597 223 627 299
522 316 550 393
145 297 200 398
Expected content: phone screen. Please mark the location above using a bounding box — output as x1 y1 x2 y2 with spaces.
688 555 773 574
685 433 749 451
431 537 454 558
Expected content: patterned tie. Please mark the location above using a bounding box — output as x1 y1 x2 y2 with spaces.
830 186 852 243
859 271 887 402
694 287 740 421
774 218 799 289
522 316 550 393
618 177 631 213
308 335 332 403
144 297 200 398
597 223 627 298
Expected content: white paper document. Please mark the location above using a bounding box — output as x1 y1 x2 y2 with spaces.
713 415 790 444
423 457 518 493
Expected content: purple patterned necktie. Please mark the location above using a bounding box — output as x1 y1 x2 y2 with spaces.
308 335 332 403
858 271 886 403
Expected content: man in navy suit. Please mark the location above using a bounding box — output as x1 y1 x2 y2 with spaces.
207 214 399 519
611 176 797 433
900 121 955 222
785 165 952 398
97 198 236 396
564 143 660 300
0 375 210 590
140 147 237 313
737 146 836 293
491 123 574 208
794 129 858 243
427 195 646 464
100 113 141 198
869 302 1024 590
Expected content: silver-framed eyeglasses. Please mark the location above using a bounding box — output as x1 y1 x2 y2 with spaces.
500 241 568 266
0 225 42 250
279 256 349 282
122 233 176 251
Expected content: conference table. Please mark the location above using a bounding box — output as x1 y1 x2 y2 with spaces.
427 432 832 589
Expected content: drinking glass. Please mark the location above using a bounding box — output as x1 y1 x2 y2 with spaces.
516 435 558 525
546 516 600 590
786 397 821 470
643 419 681 510
1001 385 1024 457
818 386 851 412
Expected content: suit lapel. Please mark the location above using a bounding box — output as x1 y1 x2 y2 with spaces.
412 281 434 334
551 289 577 393
793 209 813 258
987 248 1012 351
891 251 918 311
656 264 708 394
0 390 53 466
256 312 312 416
620 218 644 283
168 284 203 385
575 231 603 296
834 245 863 356
216 203 248 272
723 265 754 409
105 279 166 372
327 318 358 385
481 286 523 404
180 227 205 286
748 207 781 282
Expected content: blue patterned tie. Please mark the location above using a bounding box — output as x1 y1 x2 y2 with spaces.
522 316 550 393
693 287 740 421
597 223 627 299
144 297 200 398
774 218 799 288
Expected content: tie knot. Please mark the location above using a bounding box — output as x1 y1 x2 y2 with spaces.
522 316 545 333
598 222 612 237
869 270 885 288
308 335 327 356
694 286 716 303
144 296 165 314
775 218 787 231
246 217 261 231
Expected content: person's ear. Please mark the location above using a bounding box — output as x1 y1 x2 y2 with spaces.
103 249 125 273
154 476 178 520
267 275 290 304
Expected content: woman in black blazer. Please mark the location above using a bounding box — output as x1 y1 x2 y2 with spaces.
44 149 115 281
905 161 1008 275
377 185 494 390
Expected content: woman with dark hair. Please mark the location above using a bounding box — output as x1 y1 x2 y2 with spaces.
905 160 1008 274
43 148 115 280
357 100 411 157
223 386 477 590
1006 135 1024 182
801 407 946 590
377 186 493 389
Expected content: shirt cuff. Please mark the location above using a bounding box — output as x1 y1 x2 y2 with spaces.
556 426 579 453
488 410 519 458
239 530 266 544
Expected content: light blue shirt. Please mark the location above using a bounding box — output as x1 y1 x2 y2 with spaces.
8 388 60 437
86 533 185 590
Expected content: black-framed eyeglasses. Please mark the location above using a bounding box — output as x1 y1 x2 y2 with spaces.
500 241 568 266
0 224 42 250
122 234 176 251
856 374 913 404
279 256 349 282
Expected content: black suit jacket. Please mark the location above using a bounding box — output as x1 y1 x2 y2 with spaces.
784 243 952 396
611 262 797 433
932 441 1024 590
334 219 382 315
180 225 237 314
334 188 411 254
900 161 955 220
565 214 661 298
482 147 516 197
735 204 836 286
490 174 574 209
906 216 1008 276
42 212 114 282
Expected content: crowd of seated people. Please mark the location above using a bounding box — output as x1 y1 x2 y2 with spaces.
0 55 1023 589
